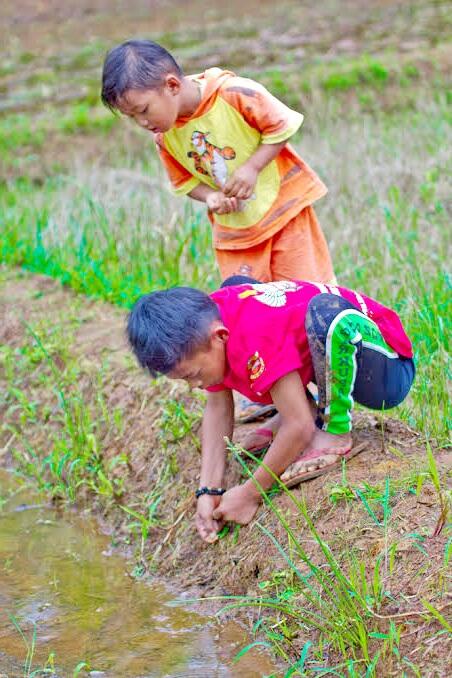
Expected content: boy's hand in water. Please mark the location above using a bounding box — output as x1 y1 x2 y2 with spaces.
212 483 260 526
205 191 239 214
196 494 224 543
223 163 258 200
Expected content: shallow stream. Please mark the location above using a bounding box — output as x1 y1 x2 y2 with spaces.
0 471 275 677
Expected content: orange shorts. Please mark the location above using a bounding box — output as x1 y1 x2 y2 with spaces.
215 205 335 284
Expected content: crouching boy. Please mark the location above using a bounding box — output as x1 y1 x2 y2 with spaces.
127 278 414 543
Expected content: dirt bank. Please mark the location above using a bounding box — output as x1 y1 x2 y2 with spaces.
1 268 450 673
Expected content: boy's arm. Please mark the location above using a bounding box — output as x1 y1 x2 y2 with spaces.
200 388 234 486
220 76 304 200
251 371 315 490
223 140 287 200
196 388 234 542
212 371 315 525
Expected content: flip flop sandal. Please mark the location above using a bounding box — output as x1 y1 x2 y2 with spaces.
245 426 274 454
235 402 278 424
280 442 367 488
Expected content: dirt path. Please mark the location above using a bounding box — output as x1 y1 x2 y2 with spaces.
1 268 450 673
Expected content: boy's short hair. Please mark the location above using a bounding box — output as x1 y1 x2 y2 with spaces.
127 287 220 377
101 39 183 112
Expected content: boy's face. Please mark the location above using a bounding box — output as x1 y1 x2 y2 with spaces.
118 76 182 134
168 324 229 390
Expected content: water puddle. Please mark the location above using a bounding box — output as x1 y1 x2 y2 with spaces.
0 471 276 677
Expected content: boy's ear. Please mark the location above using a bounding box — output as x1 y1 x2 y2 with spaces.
211 324 229 345
164 73 182 95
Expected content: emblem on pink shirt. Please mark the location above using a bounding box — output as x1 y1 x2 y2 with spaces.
247 351 265 381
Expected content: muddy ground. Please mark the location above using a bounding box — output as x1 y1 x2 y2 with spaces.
0 268 450 674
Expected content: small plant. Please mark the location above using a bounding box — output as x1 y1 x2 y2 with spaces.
121 495 163 562
425 440 450 537
158 396 203 449
6 614 93 677
119 456 173 562
7 613 38 677
329 458 355 503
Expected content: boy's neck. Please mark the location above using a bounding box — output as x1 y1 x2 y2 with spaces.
177 77 202 118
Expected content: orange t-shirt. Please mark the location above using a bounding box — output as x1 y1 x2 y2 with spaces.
155 68 327 250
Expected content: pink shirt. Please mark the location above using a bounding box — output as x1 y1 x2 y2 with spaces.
207 281 413 404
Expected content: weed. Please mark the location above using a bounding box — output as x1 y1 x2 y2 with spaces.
7 613 37 677
121 497 162 561
6 613 93 677
1 321 126 504
425 440 450 537
329 458 355 503
158 396 203 449
207 441 450 676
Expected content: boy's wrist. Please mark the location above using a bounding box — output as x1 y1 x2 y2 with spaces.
188 184 218 203
242 156 261 174
243 478 262 500
195 486 226 499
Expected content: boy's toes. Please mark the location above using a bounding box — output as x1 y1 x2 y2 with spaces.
281 459 305 481
312 453 338 468
280 444 365 486
281 452 341 481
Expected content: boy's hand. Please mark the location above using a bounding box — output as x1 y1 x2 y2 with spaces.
212 483 260 526
196 494 224 543
206 191 239 214
223 163 258 200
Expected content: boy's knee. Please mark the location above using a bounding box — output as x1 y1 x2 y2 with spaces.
306 293 361 338
307 293 358 317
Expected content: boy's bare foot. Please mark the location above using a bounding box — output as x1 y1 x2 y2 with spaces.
280 428 356 485
304 428 352 456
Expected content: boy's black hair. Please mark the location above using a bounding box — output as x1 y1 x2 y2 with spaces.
101 39 183 112
127 287 220 377
220 274 259 287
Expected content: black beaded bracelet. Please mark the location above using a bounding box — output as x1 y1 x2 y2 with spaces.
195 486 226 499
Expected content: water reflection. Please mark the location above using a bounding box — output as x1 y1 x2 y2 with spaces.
0 471 275 677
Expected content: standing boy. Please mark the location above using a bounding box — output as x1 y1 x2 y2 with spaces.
101 39 334 284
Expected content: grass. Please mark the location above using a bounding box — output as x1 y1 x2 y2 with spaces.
0 0 451 674
1 92 450 444
0 173 217 300
0 103 118 172
202 441 451 676
6 613 92 677
256 53 442 111
1 318 127 503
0 301 200 568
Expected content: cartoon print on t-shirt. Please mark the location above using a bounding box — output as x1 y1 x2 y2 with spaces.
187 131 236 187
238 281 302 307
